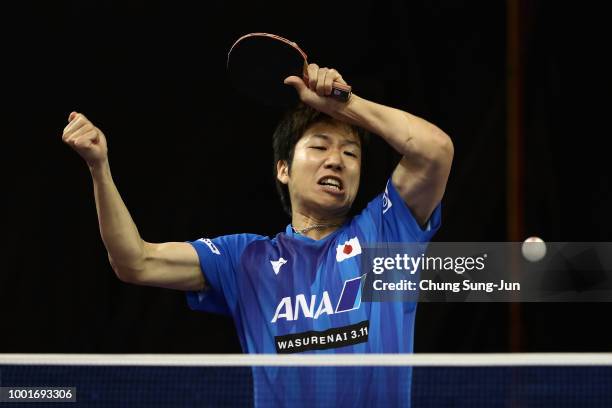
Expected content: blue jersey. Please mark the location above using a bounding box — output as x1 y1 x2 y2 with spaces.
187 179 441 407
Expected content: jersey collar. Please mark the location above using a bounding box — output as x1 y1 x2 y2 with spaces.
285 223 345 243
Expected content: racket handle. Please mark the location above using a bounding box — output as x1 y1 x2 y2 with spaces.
301 65 352 102
331 82 352 102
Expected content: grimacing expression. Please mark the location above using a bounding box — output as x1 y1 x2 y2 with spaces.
276 120 362 218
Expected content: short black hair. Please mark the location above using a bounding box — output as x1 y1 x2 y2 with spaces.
272 102 369 216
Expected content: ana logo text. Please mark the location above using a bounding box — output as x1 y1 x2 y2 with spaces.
271 276 363 323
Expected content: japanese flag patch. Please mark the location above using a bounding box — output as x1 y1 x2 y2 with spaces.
336 237 362 262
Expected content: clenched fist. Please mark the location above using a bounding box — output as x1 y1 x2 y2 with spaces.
283 63 351 117
62 112 108 168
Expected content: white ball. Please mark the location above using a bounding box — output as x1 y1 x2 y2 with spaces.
521 236 547 262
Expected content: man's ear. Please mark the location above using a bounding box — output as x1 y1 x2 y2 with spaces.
276 160 289 184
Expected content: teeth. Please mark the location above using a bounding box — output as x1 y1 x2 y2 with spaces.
320 177 341 188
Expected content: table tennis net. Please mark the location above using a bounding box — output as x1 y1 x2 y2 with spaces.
1 353 611 407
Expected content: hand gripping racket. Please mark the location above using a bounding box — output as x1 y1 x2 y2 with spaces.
227 32 352 107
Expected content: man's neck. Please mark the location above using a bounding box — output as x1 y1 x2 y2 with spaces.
291 211 346 240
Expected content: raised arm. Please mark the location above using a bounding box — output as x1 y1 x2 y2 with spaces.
62 112 204 291
285 65 453 227
335 95 453 227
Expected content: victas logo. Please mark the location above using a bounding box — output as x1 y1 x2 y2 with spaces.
382 183 393 214
336 237 362 262
271 276 364 323
270 257 288 275
198 238 220 255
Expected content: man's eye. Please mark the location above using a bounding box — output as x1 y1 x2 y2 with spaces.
344 151 357 157
311 146 326 150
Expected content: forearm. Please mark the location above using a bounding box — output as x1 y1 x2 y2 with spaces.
334 95 452 161
89 160 147 275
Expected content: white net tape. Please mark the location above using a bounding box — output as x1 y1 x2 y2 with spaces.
1 353 612 366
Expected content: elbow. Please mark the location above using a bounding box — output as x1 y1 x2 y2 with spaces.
113 268 135 284
436 130 454 166
108 255 131 283
108 254 146 285
431 126 453 159
419 128 454 169
401 124 454 167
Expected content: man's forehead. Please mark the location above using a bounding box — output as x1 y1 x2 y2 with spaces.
301 121 360 146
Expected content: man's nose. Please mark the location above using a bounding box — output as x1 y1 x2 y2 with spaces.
323 149 344 170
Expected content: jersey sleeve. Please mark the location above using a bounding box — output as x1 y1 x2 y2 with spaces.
185 234 260 316
353 178 442 243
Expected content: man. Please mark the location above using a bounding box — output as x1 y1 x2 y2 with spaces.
62 64 453 407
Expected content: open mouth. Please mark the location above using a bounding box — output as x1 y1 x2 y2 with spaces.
317 176 344 193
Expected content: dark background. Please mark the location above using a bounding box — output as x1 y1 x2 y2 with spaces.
1 0 611 353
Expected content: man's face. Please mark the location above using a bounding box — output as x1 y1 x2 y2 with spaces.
277 120 362 218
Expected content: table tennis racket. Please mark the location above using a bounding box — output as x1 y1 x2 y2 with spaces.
227 32 352 107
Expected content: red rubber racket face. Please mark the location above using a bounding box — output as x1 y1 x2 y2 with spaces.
227 33 307 107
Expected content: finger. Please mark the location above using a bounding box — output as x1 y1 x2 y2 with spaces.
63 115 81 135
63 120 87 142
307 63 319 91
284 75 308 95
66 123 94 143
327 68 346 86
67 123 94 143
68 111 78 123
335 75 348 86
324 68 339 95
73 129 99 148
316 67 329 96
65 113 91 133
63 115 87 138
83 128 100 144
